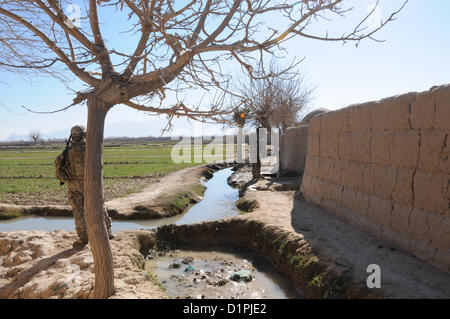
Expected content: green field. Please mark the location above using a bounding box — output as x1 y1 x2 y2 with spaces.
0 141 235 205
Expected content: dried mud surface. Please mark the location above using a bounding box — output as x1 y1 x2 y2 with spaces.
0 230 167 299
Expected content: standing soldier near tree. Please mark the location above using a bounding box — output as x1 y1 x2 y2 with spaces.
55 125 114 248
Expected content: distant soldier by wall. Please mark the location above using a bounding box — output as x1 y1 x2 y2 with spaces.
55 125 114 248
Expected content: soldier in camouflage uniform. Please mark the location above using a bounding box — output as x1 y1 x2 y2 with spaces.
55 125 114 248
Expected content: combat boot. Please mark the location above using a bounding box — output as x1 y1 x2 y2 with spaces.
108 227 115 240
72 239 88 249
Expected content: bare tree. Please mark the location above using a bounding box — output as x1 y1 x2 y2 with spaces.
29 130 41 145
234 63 312 132
271 73 313 133
0 0 407 298
239 71 278 131
230 63 313 179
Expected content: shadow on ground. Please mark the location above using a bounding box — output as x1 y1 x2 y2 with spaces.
0 248 79 298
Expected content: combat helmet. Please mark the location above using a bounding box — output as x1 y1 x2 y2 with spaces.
70 125 86 141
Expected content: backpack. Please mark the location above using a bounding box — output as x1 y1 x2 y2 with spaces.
54 137 73 185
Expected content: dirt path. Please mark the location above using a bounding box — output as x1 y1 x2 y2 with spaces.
237 187 450 298
105 166 208 218
0 165 216 220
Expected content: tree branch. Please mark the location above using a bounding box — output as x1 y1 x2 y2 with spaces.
0 7 100 86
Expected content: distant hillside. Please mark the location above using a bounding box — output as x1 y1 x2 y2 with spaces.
2 119 230 143
4 121 169 142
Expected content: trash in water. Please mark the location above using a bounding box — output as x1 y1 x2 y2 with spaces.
169 262 181 269
185 265 194 272
146 249 160 260
195 269 205 276
230 270 253 282
217 279 229 286
222 260 234 266
182 257 194 264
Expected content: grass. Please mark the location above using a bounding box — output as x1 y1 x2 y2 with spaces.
235 198 258 212
286 252 310 268
0 142 234 205
154 184 207 216
272 232 288 246
146 270 169 297
0 209 23 220
278 239 290 255
308 272 326 289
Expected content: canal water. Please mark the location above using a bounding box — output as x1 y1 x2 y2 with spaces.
0 168 239 232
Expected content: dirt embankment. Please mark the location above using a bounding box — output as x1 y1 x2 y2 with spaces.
156 221 374 298
0 224 371 299
0 164 225 221
0 230 167 299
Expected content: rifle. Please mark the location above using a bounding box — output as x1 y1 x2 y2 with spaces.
56 134 72 186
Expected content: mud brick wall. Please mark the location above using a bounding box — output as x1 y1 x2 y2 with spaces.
300 85 450 272
280 125 308 176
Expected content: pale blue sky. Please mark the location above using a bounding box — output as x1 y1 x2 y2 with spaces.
0 0 449 141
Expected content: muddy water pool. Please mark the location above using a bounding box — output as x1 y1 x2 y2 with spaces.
145 247 302 299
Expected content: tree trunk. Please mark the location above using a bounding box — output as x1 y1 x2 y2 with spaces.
84 96 115 298
252 127 261 179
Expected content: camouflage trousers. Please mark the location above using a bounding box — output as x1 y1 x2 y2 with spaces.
67 181 112 243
